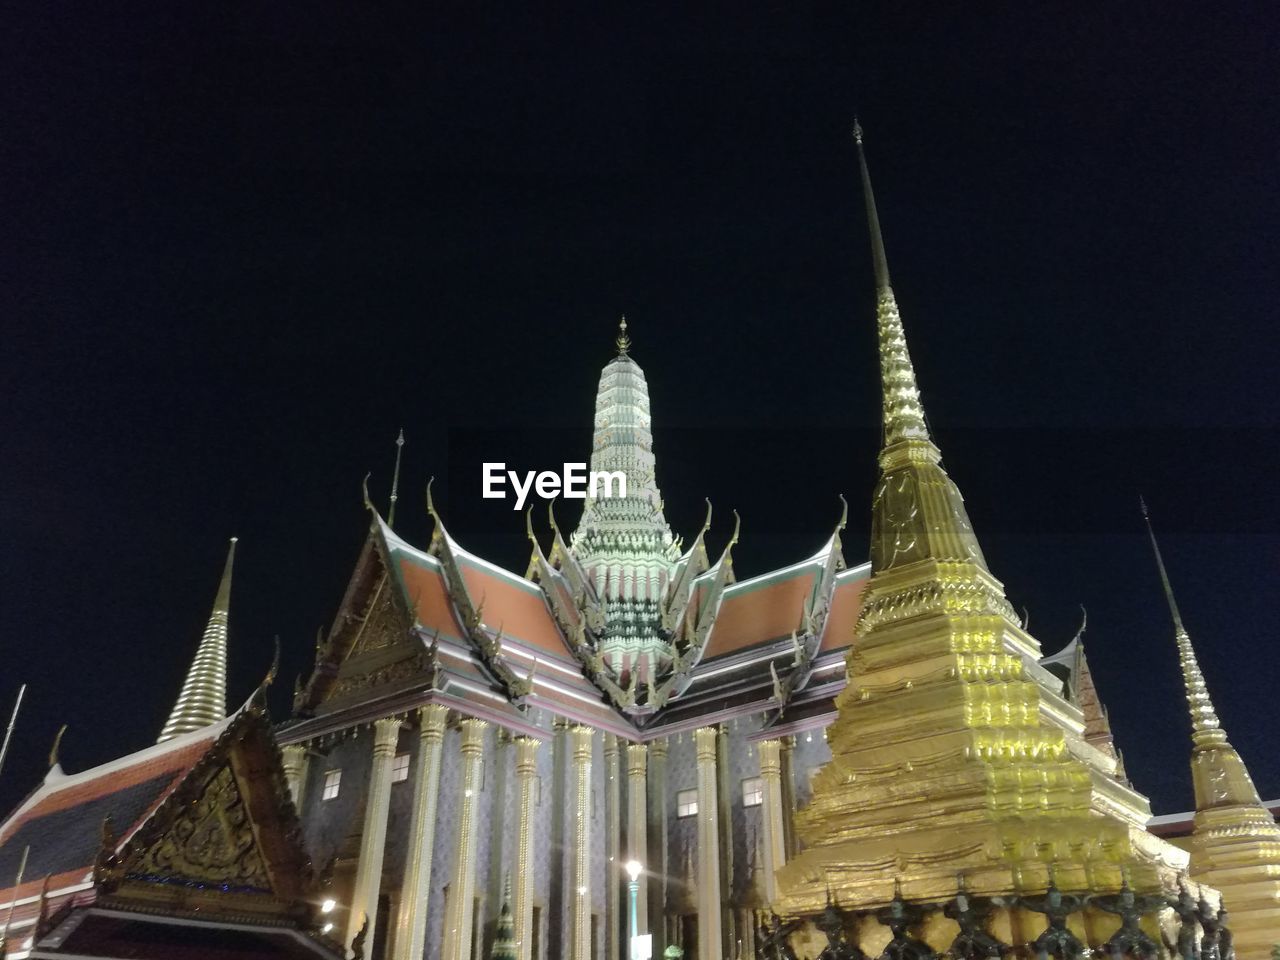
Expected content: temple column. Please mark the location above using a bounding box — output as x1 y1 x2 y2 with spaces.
647 738 669 958
443 718 488 960
716 724 735 949
757 740 787 906
605 734 621 959
779 736 797 857
347 717 402 957
570 725 594 960
281 743 309 809
626 743 649 936
512 736 542 960
392 704 448 960
694 726 723 960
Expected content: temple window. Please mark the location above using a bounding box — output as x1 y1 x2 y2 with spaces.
677 789 698 818
391 752 410 783
322 769 341 800
742 777 763 807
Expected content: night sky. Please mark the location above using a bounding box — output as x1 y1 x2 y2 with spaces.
3 6 1277 820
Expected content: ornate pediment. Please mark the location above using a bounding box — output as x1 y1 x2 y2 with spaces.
300 522 434 713
127 763 270 892
93 707 318 926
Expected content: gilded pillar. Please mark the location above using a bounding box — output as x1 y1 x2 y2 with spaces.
347 717 402 957
647 737 669 957
779 735 797 857
512 736 542 960
694 726 723 960
281 743 309 809
392 704 448 960
605 734 621 959
626 743 649 934
716 724 734 949
757 739 786 906
442 718 488 960
570 725 594 960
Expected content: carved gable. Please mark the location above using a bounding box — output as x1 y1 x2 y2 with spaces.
128 763 270 891
299 524 440 713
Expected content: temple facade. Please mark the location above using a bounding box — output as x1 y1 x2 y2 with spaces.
5 131 1277 960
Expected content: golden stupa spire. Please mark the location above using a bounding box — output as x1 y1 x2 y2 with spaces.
853 123 985 573
1139 500 1236 750
772 127 1189 934
158 537 236 743
854 121 930 448
1140 499 1280 957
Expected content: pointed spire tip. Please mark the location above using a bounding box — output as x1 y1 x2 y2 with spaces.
616 314 631 356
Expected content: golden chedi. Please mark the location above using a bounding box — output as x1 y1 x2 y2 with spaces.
773 127 1196 947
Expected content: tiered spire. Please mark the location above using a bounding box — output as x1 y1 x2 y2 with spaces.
1140 502 1280 955
854 123 986 572
774 126 1186 923
571 318 680 677
158 538 236 743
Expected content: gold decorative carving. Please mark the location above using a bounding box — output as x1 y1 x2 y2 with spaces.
132 764 270 890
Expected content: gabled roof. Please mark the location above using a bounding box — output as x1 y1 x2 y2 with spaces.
702 563 819 660
0 722 224 904
393 516 622 729
292 500 873 738
0 705 337 960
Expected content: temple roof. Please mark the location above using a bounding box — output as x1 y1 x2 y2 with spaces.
287 497 868 739
0 705 337 960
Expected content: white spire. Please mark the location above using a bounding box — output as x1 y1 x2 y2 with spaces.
571 320 679 666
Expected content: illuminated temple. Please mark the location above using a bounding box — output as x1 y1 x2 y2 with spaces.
2 131 1277 960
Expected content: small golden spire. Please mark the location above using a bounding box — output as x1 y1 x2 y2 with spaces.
388 428 405 528
1140 498 1223 740
853 119 890 292
158 537 236 743
853 122 930 449
616 314 631 356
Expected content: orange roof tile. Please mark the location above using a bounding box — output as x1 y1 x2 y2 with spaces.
703 571 817 660
818 576 867 653
458 561 572 660
396 556 464 639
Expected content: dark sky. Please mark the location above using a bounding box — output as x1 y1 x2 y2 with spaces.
2 5 1277 820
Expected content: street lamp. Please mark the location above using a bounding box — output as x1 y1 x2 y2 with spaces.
624 860 647 959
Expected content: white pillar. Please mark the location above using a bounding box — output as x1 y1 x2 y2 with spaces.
570 725 594 960
513 735 542 960
626 743 649 934
648 738 669 958
605 734 621 960
757 739 787 907
443 718 488 960
392 704 448 960
347 717 402 957
694 726 723 960
281 743 309 809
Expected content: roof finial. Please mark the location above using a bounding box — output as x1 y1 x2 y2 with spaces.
853 119 891 292
158 537 236 743
48 724 67 770
388 428 405 528
616 314 631 356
